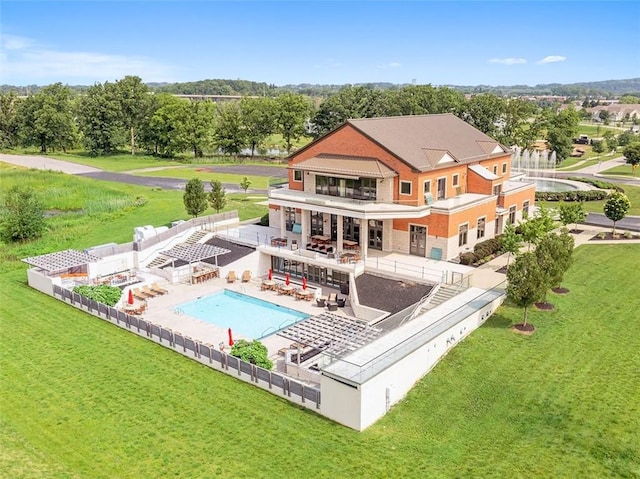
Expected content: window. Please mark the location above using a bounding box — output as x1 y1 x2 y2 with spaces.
293 170 302 182
502 163 508 174
452 174 459 187
493 184 502 196
315 175 376 200
400 181 412 195
493 165 498 175
458 224 468 247
477 217 486 239
522 200 530 219
423 180 431 194
437 177 447 200
508 205 516 225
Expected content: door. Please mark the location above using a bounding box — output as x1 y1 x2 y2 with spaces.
368 220 383 250
437 177 446 200
409 225 427 256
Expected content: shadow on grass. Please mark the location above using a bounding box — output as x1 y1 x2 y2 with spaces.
483 311 513 329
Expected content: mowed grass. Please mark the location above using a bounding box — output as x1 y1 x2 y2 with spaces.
1 166 639 477
601 164 639 178
537 183 640 216
136 167 271 189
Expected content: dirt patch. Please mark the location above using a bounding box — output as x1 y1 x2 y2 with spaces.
534 302 555 311
569 229 584 234
511 323 535 335
552 287 570 294
355 273 432 314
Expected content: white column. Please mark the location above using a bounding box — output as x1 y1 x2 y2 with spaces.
336 214 344 251
301 209 309 246
361 219 368 258
280 207 286 238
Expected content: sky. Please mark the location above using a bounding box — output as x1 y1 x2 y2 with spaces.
1 1 639 87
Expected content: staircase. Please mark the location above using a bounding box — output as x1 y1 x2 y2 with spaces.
184 230 209 244
145 230 211 269
422 283 462 311
146 254 172 269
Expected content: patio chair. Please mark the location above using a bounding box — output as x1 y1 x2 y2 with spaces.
242 270 252 282
150 282 168 295
133 288 153 301
327 293 337 303
316 298 326 308
142 285 159 297
226 271 237 283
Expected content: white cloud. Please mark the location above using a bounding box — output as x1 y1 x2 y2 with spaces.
377 62 402 69
0 34 176 84
538 55 567 64
488 58 527 65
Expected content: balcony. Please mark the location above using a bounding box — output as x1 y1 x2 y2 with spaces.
269 189 431 220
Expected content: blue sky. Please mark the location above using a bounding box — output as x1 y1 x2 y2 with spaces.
1 1 639 87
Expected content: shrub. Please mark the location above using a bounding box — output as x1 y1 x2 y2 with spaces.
459 252 478 265
230 339 273 370
624 231 633 239
259 213 269 226
72 285 122 306
535 190 608 202
567 177 625 193
474 237 502 258
597 232 606 239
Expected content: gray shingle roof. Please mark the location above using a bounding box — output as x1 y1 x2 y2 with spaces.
348 114 509 172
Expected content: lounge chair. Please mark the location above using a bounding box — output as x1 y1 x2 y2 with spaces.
133 288 153 301
316 298 326 308
151 282 168 295
142 285 159 297
327 293 338 303
242 270 252 282
226 271 237 283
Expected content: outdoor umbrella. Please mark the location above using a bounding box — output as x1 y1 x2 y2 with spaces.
228 328 234 347
268 268 272 280
128 289 134 305
285 273 290 285
302 276 307 290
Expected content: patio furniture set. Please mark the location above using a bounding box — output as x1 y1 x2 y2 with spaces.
191 266 219 284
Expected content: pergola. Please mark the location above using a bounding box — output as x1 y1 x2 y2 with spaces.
21 249 102 274
160 243 231 269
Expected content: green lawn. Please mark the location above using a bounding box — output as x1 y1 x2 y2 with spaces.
577 123 624 136
538 183 640 216
600 163 639 178
1 166 640 477
136 167 273 189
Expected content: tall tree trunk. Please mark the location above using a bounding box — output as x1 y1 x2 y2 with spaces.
523 305 528 326
130 126 135 155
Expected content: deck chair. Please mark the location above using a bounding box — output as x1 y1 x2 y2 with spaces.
241 270 252 282
226 271 237 283
133 288 153 301
142 285 159 297
327 293 338 303
151 282 168 295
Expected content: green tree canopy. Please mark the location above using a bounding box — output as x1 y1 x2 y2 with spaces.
239 176 252 193
535 230 575 302
0 91 22 149
623 143 640 175
500 222 523 268
114 75 151 155
183 178 208 218
0 185 46 242
214 102 246 157
507 252 547 326
545 107 580 161
558 202 586 232
77 82 126 155
208 180 227 213
603 192 631 235
275 93 312 153
240 96 276 157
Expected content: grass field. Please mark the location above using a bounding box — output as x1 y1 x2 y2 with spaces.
577 123 624 136
537 183 640 216
600 164 638 178
1 167 640 477
135 167 274 189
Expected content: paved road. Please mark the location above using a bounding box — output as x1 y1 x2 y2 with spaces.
0 153 280 193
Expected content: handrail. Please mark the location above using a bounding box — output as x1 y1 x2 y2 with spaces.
399 283 441 326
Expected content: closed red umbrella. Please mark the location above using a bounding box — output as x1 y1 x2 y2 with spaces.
128 289 134 305
228 328 234 347
268 268 272 280
285 273 290 286
302 276 307 290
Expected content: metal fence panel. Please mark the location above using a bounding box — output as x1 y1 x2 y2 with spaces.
256 368 271 382
303 386 320 403
290 381 303 397
174 333 184 348
227 355 239 371
271 372 284 388
184 337 195 352
150 323 161 338
240 360 252 375
160 328 172 342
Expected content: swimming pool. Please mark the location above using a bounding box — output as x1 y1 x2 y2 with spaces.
175 290 308 339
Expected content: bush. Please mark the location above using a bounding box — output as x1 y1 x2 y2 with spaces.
474 237 502 259
535 190 608 202
259 213 269 226
567 177 625 193
230 339 273 370
459 252 478 265
72 285 122 306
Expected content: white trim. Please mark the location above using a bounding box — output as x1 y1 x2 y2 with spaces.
476 216 486 239
423 179 431 194
293 170 303 182
458 222 469 247
501 162 507 174
452 173 460 187
399 180 412 196
436 176 447 200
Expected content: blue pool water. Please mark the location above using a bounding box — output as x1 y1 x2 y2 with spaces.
175 290 308 339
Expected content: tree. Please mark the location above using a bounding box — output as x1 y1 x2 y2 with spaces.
0 91 22 149
623 143 640 176
500 222 522 268
240 96 276 158
183 178 208 218
598 110 611 125
77 81 126 155
519 206 555 250
230 339 273 369
208 180 227 213
507 252 546 328
239 176 252 193
545 107 580 162
183 100 216 158
146 94 191 157
0 185 46 242
18 83 78 153
274 93 312 154
591 140 605 154
463 93 506 137
535 230 574 304
114 76 151 155
603 192 631 235
214 102 246 158
558 202 586 233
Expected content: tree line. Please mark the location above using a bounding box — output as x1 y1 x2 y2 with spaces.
1 76 590 161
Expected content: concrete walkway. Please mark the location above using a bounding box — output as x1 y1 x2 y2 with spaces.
0 153 102 174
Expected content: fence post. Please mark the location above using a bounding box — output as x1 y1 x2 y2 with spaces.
301 385 305 403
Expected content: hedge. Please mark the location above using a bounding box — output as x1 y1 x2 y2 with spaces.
535 190 608 202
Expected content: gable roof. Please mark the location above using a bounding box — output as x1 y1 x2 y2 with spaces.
347 114 510 172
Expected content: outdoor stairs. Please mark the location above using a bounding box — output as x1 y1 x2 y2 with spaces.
146 254 172 269
421 283 461 312
184 230 209 244
145 230 211 269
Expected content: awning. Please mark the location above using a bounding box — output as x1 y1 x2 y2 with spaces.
160 244 231 263
292 155 397 179
22 249 102 272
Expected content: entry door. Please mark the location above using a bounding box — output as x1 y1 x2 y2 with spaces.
437 178 446 200
410 225 427 256
368 220 383 250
